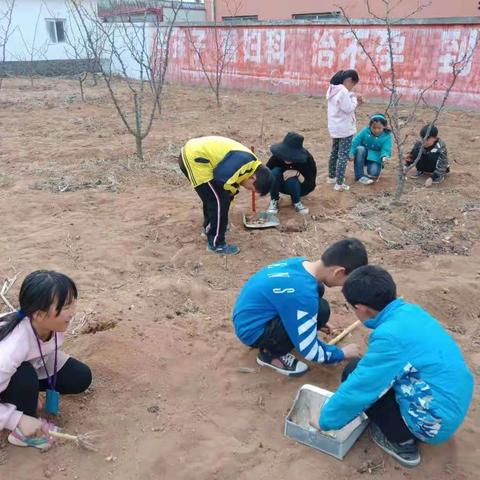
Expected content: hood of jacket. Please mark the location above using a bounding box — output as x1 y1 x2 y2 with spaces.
326 84 347 100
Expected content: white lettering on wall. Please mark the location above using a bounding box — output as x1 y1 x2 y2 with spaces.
266 30 286 65
312 30 336 68
439 30 478 76
243 29 262 64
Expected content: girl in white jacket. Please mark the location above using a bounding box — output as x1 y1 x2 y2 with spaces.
326 70 363 191
0 271 91 450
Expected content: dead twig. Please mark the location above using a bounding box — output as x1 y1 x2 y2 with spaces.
357 458 385 474
462 203 480 212
1 273 20 312
67 312 88 336
238 367 257 374
376 228 398 247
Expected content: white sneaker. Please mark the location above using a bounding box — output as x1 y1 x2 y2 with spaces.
326 177 337 184
334 183 350 191
267 199 279 214
294 201 309 214
256 351 309 377
358 176 374 185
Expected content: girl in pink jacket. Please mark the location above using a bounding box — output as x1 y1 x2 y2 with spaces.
0 271 91 450
326 70 363 191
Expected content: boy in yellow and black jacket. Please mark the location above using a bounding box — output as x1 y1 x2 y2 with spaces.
179 136 273 255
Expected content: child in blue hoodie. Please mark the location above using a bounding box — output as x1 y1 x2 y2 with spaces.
233 239 368 376
316 265 474 468
349 113 392 185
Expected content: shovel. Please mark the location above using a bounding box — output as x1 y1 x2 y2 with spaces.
243 191 280 229
243 145 280 230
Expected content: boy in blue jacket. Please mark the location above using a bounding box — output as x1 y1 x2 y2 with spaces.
316 265 474 468
349 114 392 185
232 238 368 376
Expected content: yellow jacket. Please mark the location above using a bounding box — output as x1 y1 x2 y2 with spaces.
181 136 261 195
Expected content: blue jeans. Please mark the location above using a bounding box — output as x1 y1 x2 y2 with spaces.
353 146 382 180
270 167 301 204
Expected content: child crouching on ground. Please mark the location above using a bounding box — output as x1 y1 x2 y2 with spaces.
350 113 392 185
233 239 368 376
405 125 450 184
0 271 92 450
315 265 473 468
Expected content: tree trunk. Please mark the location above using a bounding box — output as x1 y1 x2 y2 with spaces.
135 135 144 162
79 77 85 102
394 165 406 201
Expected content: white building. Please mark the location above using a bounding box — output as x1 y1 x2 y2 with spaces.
1 0 207 76
0 0 96 68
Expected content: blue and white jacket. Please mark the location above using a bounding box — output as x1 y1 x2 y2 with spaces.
320 299 474 444
232 257 344 364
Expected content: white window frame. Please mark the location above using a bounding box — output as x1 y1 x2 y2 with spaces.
45 18 66 44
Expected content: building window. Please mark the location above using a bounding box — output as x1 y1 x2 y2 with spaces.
46 19 66 43
222 15 258 22
292 12 341 21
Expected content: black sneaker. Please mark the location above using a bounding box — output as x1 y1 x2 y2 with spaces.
432 175 445 184
256 350 309 377
207 243 240 255
412 170 425 178
370 423 421 468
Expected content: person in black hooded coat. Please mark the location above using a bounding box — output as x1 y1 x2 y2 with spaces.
266 132 317 215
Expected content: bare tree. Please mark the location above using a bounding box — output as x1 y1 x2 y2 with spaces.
0 0 16 90
64 30 89 102
340 0 479 201
14 5 49 86
63 1 105 101
185 0 242 107
70 0 180 161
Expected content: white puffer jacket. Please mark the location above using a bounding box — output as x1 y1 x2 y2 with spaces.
326 84 358 139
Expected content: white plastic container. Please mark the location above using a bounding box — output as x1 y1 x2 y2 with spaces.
284 384 368 460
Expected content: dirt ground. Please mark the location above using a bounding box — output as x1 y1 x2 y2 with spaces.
0 78 479 480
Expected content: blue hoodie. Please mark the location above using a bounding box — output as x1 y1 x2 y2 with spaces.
320 299 474 444
349 126 392 164
233 258 344 364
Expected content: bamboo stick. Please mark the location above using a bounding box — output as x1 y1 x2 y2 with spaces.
328 320 361 345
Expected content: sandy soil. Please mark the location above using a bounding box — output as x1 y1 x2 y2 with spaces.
0 78 479 480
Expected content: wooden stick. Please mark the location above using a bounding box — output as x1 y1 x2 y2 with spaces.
328 320 361 345
49 431 78 442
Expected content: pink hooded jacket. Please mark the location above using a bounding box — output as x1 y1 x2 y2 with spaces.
0 318 69 431
326 84 358 139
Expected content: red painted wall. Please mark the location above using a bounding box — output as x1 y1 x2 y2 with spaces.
165 24 480 108
205 0 480 21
